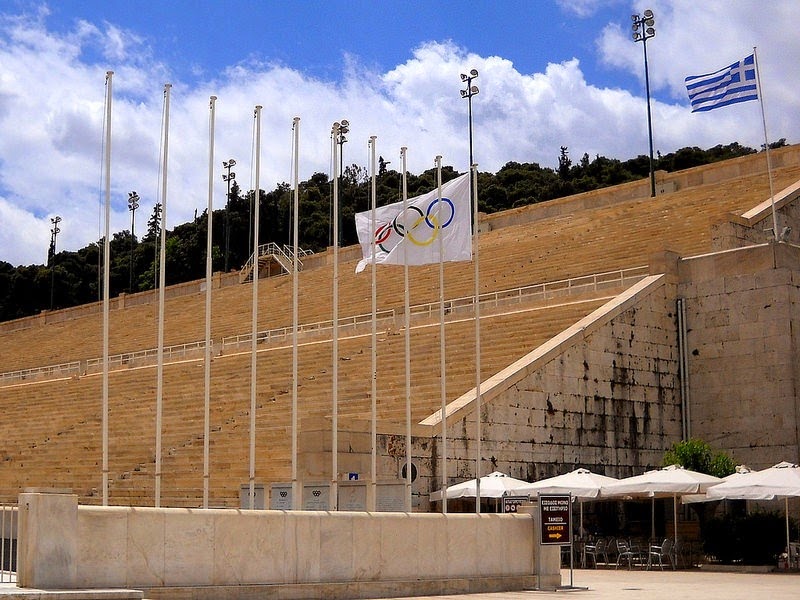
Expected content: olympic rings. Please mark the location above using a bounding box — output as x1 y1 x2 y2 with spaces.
373 196 456 252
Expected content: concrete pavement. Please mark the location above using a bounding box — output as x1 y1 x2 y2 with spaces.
388 568 800 600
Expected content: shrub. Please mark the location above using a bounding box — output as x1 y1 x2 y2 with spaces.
704 511 792 565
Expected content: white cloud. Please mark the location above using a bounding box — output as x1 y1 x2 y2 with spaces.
0 3 798 266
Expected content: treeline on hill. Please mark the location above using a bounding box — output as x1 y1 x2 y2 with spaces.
0 140 785 323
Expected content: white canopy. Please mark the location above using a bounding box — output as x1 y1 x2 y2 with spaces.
601 464 722 498
430 471 529 501
518 468 618 499
601 465 722 543
706 462 800 559
706 462 800 501
518 468 619 534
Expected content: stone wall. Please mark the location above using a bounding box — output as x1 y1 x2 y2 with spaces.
679 242 800 467
16 492 559 596
400 276 682 508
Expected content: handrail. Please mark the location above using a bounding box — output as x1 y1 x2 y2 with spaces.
0 361 81 384
85 340 210 370
408 265 649 319
240 242 313 282
0 266 648 384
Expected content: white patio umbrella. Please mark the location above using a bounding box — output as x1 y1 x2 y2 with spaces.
681 465 752 504
517 468 619 534
601 464 722 544
706 461 800 561
429 471 530 501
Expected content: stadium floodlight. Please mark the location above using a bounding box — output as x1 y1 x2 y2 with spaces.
631 9 657 198
127 191 139 292
332 119 349 246
49 215 62 309
459 68 479 174
222 159 236 271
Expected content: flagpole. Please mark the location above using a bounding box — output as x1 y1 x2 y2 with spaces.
250 105 263 510
292 117 300 510
155 82 171 508
472 163 482 514
435 155 448 515
369 135 378 512
753 47 779 241
291 116 300 510
331 123 341 510
203 95 217 509
101 70 113 507
401 146 412 512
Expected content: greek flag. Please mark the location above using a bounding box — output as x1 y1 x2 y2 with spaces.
685 54 758 112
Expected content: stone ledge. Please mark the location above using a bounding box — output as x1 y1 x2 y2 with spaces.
140 575 543 600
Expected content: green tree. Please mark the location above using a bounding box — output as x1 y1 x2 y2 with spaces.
663 438 736 478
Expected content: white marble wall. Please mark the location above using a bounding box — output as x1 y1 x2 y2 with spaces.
18 493 551 590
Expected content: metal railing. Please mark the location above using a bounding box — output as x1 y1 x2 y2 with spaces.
408 265 649 319
240 243 314 282
0 266 648 384
0 504 16 583
221 309 398 348
0 361 81 385
85 340 210 371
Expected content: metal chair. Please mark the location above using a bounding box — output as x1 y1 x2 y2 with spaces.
583 537 608 568
615 538 641 569
647 538 675 570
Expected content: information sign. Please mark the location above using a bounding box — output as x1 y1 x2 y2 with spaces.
539 494 572 545
502 495 529 513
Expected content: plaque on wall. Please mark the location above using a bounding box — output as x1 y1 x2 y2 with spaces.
302 483 331 510
338 481 367 511
269 483 292 510
376 482 406 512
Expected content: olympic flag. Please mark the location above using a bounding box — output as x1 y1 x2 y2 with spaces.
354 172 472 273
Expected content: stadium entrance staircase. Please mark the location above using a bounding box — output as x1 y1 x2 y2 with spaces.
239 242 312 283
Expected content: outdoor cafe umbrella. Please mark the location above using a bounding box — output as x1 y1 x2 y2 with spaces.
706 461 800 562
429 470 529 501
517 468 619 533
600 465 722 544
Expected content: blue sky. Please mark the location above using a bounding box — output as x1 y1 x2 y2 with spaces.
1 0 799 266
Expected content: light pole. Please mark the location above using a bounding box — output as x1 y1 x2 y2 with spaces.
460 69 479 209
128 191 139 293
331 120 348 246
632 9 656 198
49 215 61 309
222 159 236 271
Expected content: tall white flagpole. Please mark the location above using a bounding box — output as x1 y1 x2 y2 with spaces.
249 105 263 510
291 116 300 510
472 163 482 514
753 47 779 241
203 95 217 509
331 122 341 510
155 82 171 508
436 155 448 514
369 135 378 512
401 146 412 512
101 70 113 507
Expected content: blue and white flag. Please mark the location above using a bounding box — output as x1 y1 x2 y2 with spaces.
685 54 758 112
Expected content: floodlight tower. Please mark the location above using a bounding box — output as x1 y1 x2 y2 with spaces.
222 159 236 271
460 69 479 207
332 120 349 246
49 215 62 309
127 191 139 292
632 9 657 198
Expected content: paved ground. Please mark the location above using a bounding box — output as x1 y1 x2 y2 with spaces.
390 568 800 600
2 568 798 599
